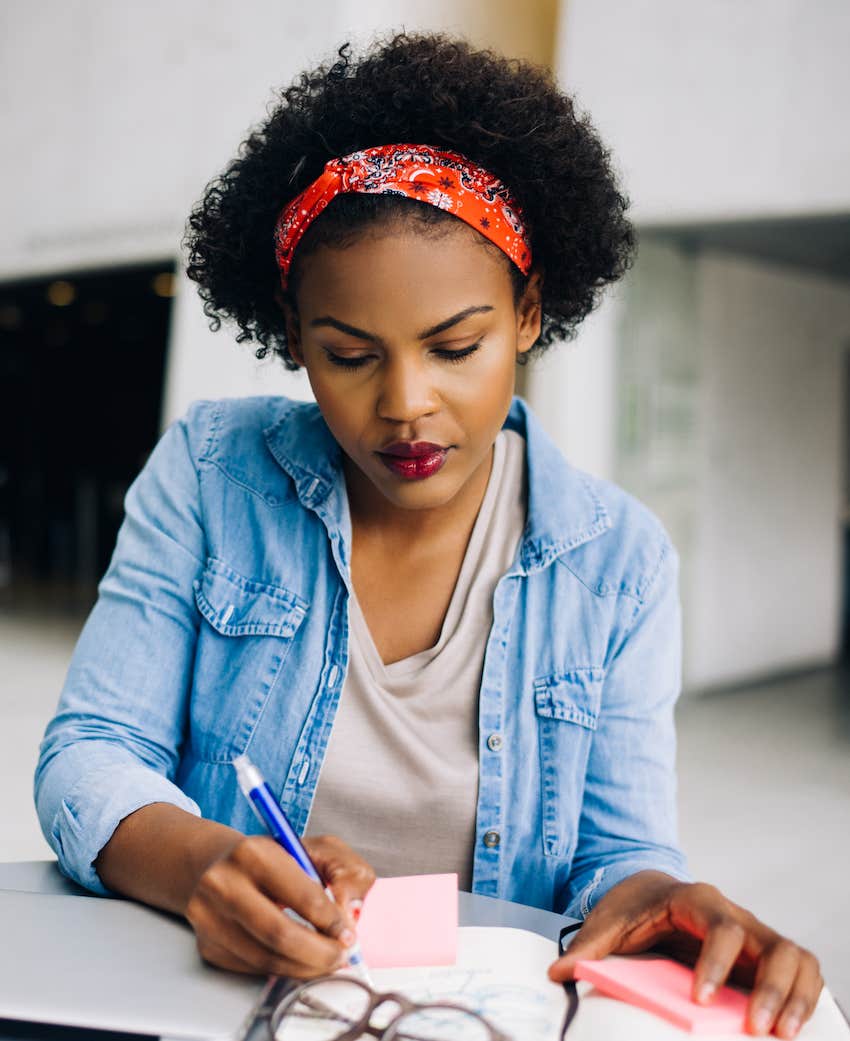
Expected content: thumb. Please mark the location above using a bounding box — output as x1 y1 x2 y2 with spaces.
548 914 627 982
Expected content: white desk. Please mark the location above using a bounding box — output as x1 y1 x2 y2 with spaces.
0 860 572 1040
1 861 846 1041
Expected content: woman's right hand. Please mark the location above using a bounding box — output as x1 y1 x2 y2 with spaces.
185 833 376 978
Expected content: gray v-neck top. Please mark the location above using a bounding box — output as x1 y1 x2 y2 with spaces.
305 429 527 887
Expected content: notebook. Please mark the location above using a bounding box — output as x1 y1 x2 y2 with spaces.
276 924 848 1041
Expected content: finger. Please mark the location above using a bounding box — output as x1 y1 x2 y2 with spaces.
231 838 351 941
304 835 376 912
196 933 261 975
668 884 763 949
197 923 345 979
773 951 824 1040
547 912 629 982
744 940 800 1034
216 868 351 973
691 918 748 1004
665 883 777 986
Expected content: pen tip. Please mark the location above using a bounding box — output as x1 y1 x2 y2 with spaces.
345 943 374 987
356 964 375 988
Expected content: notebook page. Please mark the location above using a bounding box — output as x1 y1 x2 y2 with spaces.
359 926 565 1041
272 926 565 1040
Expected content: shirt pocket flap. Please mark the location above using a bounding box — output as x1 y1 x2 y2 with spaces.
193 558 308 638
533 669 604 730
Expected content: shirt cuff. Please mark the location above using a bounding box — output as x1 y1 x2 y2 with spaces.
49 761 201 895
564 855 693 920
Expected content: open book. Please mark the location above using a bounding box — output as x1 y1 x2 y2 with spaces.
276 925 849 1041
367 926 567 1040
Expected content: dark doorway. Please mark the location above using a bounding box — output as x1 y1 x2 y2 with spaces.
0 262 175 615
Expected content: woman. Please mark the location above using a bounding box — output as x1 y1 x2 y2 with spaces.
35 33 821 1038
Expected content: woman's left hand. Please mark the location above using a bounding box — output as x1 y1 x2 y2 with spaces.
548 870 823 1038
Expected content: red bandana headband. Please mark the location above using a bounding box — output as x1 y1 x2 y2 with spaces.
273 143 532 288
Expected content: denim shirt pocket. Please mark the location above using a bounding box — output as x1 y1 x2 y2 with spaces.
190 558 308 764
533 667 604 858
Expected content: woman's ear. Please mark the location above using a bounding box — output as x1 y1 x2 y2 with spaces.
277 291 304 368
516 269 543 356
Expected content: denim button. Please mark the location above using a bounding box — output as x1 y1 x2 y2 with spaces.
487 733 503 752
483 829 500 848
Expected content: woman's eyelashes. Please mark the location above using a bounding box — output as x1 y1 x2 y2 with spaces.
323 341 483 370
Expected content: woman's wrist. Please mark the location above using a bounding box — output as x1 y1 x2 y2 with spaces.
94 802 244 915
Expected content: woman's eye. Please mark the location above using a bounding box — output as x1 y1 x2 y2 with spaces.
325 353 373 369
323 342 481 369
435 342 482 364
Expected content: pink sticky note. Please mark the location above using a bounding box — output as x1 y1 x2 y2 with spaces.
575 956 750 1034
356 873 458 969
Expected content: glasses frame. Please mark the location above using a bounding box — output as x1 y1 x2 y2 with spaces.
268 973 512 1041
241 922 584 1041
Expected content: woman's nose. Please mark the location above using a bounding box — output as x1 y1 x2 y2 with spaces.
375 356 438 423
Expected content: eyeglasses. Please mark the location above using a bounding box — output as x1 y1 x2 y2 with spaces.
268 974 513 1040
247 922 583 1041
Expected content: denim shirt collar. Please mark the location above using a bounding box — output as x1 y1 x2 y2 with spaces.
263 395 611 575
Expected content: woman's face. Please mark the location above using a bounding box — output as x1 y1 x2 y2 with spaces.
285 221 541 522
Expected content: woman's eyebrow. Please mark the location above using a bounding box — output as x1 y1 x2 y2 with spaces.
309 305 494 343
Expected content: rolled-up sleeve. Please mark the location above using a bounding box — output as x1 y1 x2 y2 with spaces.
34 410 207 894
562 540 691 920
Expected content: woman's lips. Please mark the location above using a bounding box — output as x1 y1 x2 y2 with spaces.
377 446 450 480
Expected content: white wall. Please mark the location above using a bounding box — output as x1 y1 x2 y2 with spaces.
557 0 850 222
689 253 850 688
523 293 622 482
547 0 850 688
1 1 333 282
160 269 315 428
611 241 701 678
1 0 557 423
609 242 850 689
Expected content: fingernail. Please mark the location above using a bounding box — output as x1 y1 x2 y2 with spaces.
752 1009 772 1034
696 982 716 1004
349 899 363 922
340 928 356 947
781 1016 801 1038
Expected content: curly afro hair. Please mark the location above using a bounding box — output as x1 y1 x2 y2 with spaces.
184 32 635 371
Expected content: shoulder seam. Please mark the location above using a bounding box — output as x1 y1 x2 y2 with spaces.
555 556 643 602
619 537 673 640
197 399 225 463
555 527 672 607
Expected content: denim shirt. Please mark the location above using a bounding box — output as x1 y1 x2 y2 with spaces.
35 394 689 918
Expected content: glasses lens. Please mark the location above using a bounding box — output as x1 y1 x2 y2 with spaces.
386 1005 494 1041
275 977 371 1040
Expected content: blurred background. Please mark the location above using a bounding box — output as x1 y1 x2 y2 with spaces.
2 0 848 1008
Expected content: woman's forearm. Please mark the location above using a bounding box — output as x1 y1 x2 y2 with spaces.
94 802 243 915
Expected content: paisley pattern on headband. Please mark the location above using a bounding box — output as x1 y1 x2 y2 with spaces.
273 144 532 286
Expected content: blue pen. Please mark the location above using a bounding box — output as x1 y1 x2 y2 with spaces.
233 753 372 983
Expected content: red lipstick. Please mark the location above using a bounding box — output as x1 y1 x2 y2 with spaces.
377 441 450 480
